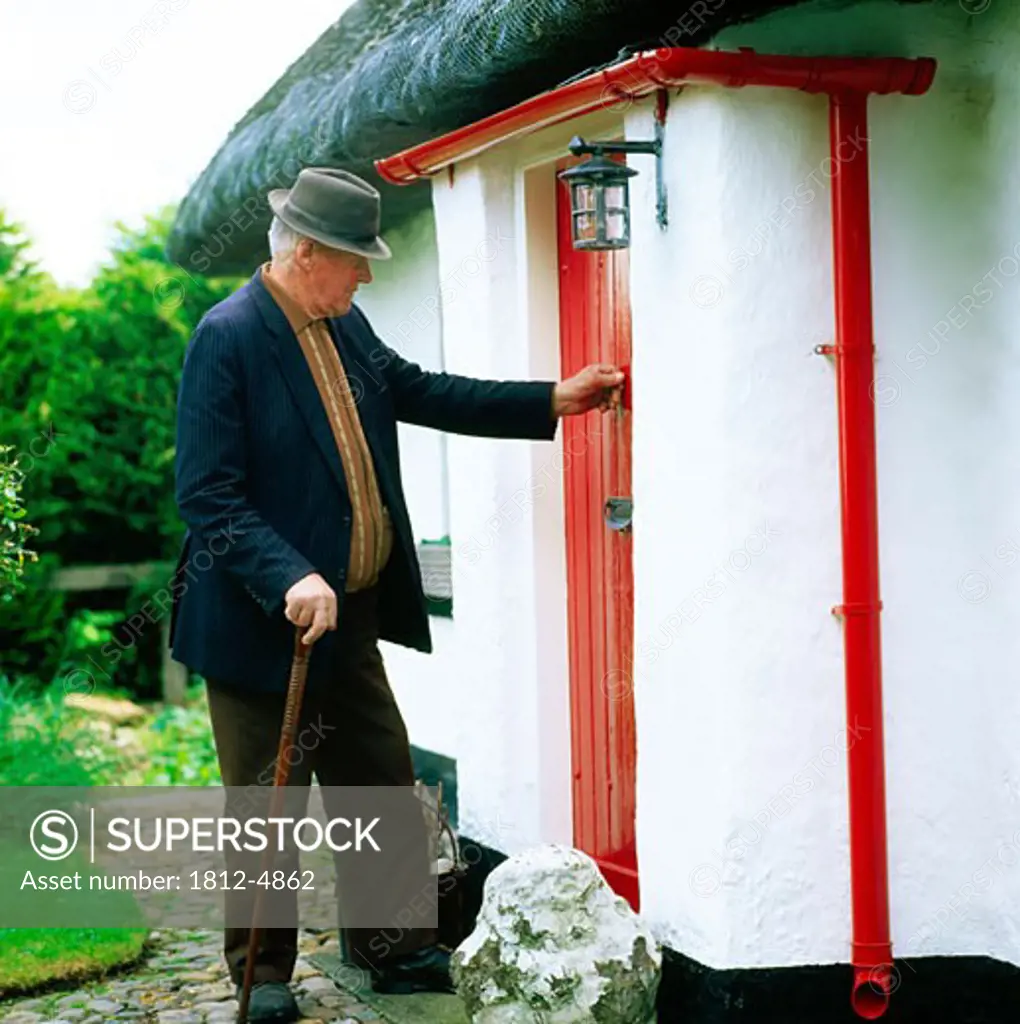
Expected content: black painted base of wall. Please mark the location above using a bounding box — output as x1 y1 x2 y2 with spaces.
657 948 1020 1023
443 786 1020 1024
452 839 1020 1023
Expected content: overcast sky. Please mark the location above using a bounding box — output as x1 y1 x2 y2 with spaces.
0 0 352 287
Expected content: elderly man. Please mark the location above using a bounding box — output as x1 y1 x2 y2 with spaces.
170 167 622 1023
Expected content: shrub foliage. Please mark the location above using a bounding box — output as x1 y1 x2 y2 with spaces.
0 208 242 689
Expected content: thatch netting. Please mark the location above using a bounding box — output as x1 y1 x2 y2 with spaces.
167 0 805 276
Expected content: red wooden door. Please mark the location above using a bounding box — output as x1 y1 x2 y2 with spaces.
556 165 639 910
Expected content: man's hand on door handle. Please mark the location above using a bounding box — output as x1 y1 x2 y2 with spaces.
552 363 625 418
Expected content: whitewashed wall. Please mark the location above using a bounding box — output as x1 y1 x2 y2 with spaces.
628 0 1020 972
379 0 1020 977
422 156 567 853
354 208 461 792
356 208 448 541
359 188 578 853
393 110 625 854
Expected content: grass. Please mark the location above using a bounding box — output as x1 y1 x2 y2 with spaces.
0 675 221 787
0 675 220 995
0 928 147 996
0 841 147 930
0 675 120 787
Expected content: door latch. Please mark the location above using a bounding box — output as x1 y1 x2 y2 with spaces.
604 496 633 532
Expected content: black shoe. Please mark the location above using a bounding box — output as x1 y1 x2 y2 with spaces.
234 981 300 1023
371 945 456 995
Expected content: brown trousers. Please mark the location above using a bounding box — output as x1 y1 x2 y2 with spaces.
205 587 437 985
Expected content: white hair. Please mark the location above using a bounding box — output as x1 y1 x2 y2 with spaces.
268 216 307 262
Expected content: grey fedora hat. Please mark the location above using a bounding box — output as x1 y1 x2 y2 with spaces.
268 167 392 260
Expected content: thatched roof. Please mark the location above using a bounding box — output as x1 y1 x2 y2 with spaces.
167 0 808 276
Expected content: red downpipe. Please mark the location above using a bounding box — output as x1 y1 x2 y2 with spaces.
376 47 936 1020
827 90 893 1020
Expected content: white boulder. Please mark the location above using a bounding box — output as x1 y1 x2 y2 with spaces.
451 844 661 1023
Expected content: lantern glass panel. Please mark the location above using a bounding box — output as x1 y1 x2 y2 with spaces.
573 211 597 243
604 183 628 210
606 210 628 244
572 182 596 212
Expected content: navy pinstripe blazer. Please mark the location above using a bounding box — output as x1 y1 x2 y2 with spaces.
170 269 558 693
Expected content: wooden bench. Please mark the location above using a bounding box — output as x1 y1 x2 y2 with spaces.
50 543 453 705
48 561 188 705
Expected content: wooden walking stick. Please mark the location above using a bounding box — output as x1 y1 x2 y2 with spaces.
236 626 312 1024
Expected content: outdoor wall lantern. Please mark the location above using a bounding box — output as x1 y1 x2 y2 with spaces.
558 130 666 251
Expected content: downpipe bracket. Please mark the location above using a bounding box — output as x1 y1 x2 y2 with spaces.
814 341 876 358
832 600 884 620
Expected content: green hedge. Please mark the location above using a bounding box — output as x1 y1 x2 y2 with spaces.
0 209 242 689
0 445 35 596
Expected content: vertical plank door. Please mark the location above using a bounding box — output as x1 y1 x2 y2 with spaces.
556 162 639 909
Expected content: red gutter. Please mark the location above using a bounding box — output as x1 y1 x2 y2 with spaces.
376 46 936 1020
375 47 934 184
